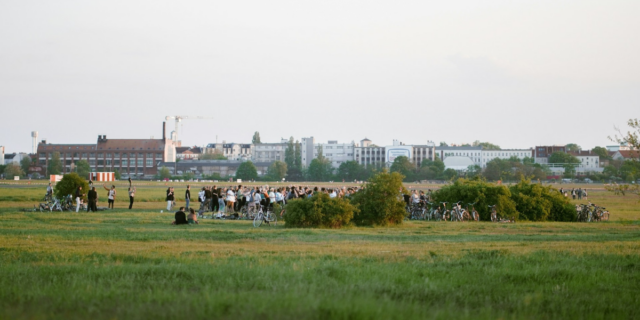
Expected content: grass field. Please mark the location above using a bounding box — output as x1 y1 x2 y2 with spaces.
1 184 639 319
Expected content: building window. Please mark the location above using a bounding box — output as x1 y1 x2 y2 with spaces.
122 159 128 167
137 159 143 167
146 159 153 167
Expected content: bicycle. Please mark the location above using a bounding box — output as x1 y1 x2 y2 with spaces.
466 202 479 221
450 201 465 222
410 202 425 220
439 202 450 222
253 205 277 227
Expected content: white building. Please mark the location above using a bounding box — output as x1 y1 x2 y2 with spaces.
355 139 435 167
569 150 600 169
252 140 288 163
301 138 356 168
0 146 4 165
205 142 251 161
436 146 534 168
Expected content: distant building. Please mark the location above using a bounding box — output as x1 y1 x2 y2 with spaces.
205 142 252 161
611 150 640 161
436 146 534 168
0 146 4 165
158 160 272 177
534 145 566 164
300 138 355 168
36 122 176 178
355 139 435 167
176 146 203 160
568 150 600 169
252 140 287 163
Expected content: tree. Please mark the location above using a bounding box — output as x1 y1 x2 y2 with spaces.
592 146 612 161
20 157 31 176
509 178 576 221
432 178 517 221
4 163 23 179
483 158 511 181
252 132 261 144
442 168 458 180
548 151 580 165
350 170 407 226
113 169 121 180
200 149 227 160
439 141 448 147
294 140 302 169
307 158 333 181
472 141 501 150
284 137 295 169
566 143 581 152
283 193 356 228
466 165 482 178
336 161 365 181
0 165 5 176
420 157 445 180
75 159 91 178
54 172 89 199
235 161 258 181
267 161 288 181
47 152 62 175
522 156 535 165
158 166 171 180
390 156 415 181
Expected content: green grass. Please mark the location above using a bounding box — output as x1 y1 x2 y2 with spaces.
1 185 639 319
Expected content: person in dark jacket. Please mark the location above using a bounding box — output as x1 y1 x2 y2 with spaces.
166 187 174 211
172 207 188 225
88 187 98 212
185 185 191 210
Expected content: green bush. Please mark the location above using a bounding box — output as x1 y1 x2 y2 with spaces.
350 170 407 226
283 193 356 228
54 172 89 200
432 178 517 221
509 179 576 221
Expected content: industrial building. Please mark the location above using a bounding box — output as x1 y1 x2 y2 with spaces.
35 122 176 178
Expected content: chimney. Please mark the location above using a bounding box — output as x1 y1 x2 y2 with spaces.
103 135 107 140
162 122 166 141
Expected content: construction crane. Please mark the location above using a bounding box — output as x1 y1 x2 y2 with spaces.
165 116 214 143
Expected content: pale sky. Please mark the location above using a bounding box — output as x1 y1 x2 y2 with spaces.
1 0 638 153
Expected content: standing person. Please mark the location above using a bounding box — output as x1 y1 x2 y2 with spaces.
103 184 116 209
577 188 583 200
88 187 98 212
218 188 226 213
226 188 236 213
185 185 191 210
75 186 84 213
128 186 136 209
166 187 174 211
583 189 588 201
571 188 576 200
211 187 219 213
46 183 53 201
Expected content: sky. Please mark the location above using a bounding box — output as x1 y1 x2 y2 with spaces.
1 0 638 153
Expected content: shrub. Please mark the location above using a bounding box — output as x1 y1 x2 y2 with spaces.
54 173 89 200
432 178 517 221
284 193 356 228
509 179 576 221
350 170 407 226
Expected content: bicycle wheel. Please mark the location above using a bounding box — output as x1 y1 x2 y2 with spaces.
253 213 263 227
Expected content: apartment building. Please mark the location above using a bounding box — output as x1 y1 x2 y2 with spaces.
205 142 251 161
251 140 288 163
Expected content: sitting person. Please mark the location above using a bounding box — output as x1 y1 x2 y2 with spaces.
172 207 188 225
187 208 199 224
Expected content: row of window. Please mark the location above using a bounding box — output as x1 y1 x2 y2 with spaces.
40 153 162 159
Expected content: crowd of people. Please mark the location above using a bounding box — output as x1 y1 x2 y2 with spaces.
185 184 364 217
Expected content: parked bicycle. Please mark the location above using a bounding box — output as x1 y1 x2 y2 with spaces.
253 205 277 227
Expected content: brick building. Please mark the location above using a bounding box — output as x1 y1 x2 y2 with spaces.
36 123 176 178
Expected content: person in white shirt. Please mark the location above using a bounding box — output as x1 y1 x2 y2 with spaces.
329 189 337 198
226 189 236 213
